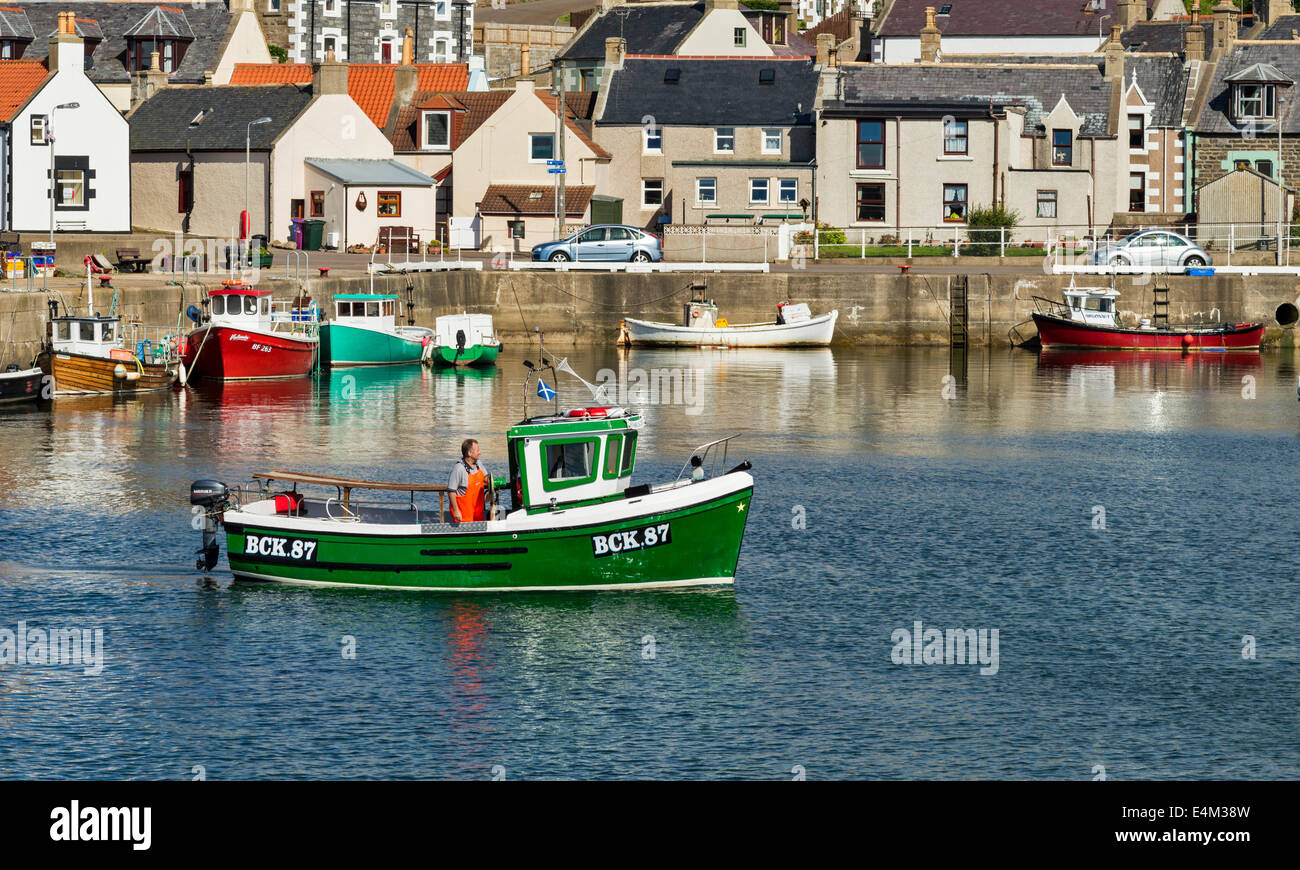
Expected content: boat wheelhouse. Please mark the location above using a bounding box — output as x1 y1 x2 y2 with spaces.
1031 281 1266 351
35 302 179 395
183 283 319 381
432 313 501 367
321 294 433 367
192 361 754 591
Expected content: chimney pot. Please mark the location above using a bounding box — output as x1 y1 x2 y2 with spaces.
920 6 941 61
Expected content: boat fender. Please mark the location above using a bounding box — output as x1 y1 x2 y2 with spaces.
113 364 127 380
187 304 203 325
568 407 610 418
716 317 729 328
274 492 303 514
125 370 140 382
1181 334 1194 350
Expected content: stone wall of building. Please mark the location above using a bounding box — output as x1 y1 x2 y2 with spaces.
474 23 576 80
1192 133 1300 214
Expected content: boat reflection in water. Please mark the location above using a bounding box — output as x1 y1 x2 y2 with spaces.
1037 348 1263 399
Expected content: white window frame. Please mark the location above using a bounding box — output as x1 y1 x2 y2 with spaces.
642 178 664 209
734 27 746 48
267 0 281 12
434 0 450 21
778 177 797 204
30 114 47 146
714 127 735 154
749 178 769 205
643 126 663 154
696 177 717 206
422 111 451 150
529 133 555 163
381 0 396 17
762 128 782 155
324 0 339 16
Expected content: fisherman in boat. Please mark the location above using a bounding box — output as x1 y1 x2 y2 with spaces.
448 438 491 524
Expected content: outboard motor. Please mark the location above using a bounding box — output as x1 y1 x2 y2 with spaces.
190 479 229 572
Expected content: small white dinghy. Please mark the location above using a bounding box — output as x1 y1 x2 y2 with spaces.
622 291 837 348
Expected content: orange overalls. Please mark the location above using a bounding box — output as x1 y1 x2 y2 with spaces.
453 463 487 522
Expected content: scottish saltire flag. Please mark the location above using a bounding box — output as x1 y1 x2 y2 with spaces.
537 379 556 400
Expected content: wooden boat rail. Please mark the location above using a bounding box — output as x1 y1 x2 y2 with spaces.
253 470 501 518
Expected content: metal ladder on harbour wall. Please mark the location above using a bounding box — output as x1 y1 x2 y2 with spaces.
949 275 969 348
1152 281 1170 328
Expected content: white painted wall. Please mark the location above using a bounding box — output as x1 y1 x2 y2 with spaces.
305 164 436 248
212 12 275 84
677 9 774 56
269 93 395 243
10 39 130 232
877 35 1102 63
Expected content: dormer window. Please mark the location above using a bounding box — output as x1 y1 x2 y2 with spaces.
124 7 194 72
1235 83 1276 121
422 111 450 149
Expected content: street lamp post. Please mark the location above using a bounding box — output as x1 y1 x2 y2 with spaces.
48 102 80 247
245 116 271 261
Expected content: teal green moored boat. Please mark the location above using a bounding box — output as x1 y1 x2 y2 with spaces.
432 313 501 367
320 294 433 367
190 358 753 591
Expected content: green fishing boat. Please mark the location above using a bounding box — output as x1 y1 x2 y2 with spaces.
191 357 753 591
432 313 501 367
320 294 433 367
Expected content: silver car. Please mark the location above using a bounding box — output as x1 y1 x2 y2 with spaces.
530 225 663 262
1091 229 1211 268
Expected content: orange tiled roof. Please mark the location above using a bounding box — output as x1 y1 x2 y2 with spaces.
480 184 595 217
230 63 470 128
0 60 49 123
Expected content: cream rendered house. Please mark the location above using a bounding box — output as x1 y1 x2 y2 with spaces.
447 79 610 250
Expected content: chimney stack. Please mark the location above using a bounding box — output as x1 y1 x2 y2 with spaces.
1184 12 1205 63
1104 25 1124 81
816 33 835 67
1118 0 1143 30
920 6 941 62
1256 0 1286 28
704 0 740 10
605 36 625 68
48 10 84 75
520 42 531 75
315 50 349 96
1212 0 1238 57
779 0 797 44
394 28 417 108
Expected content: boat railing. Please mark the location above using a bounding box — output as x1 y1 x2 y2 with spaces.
267 301 320 338
122 323 186 365
248 470 504 521
1031 296 1073 319
674 434 742 485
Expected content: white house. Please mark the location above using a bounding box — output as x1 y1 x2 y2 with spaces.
0 12 130 233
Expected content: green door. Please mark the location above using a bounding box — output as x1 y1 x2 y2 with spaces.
589 195 622 226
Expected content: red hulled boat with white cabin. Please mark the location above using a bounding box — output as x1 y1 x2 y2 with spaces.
183 282 319 381
1031 282 1265 351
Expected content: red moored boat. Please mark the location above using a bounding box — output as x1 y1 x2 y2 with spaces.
183 283 319 381
1031 282 1265 351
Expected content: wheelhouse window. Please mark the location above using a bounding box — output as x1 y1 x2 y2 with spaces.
943 118 968 154
620 431 637 477
750 178 769 205
942 183 968 223
696 177 716 205
1036 190 1057 219
856 119 884 169
714 127 735 153
1128 115 1144 150
642 178 664 209
423 111 450 149
377 191 401 217
311 190 325 217
545 440 596 482
1052 129 1073 166
856 183 885 222
529 133 554 161
604 434 622 478
1235 83 1276 121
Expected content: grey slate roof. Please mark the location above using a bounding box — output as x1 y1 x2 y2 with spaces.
1196 43 1300 134
16 3 232 84
1127 54 1188 128
598 57 818 126
1224 62 1292 83
121 6 194 39
877 0 1107 38
304 158 434 186
1257 14 1300 40
128 85 314 151
836 63 1113 135
1121 21 1211 53
0 8 34 40
558 2 706 61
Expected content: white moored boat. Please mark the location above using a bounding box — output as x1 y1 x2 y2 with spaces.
622 291 837 347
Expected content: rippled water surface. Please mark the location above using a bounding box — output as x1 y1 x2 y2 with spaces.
1 346 1298 779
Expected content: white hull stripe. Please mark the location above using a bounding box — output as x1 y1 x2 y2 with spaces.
229 569 734 592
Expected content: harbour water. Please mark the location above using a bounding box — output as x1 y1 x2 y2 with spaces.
1 347 1298 779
